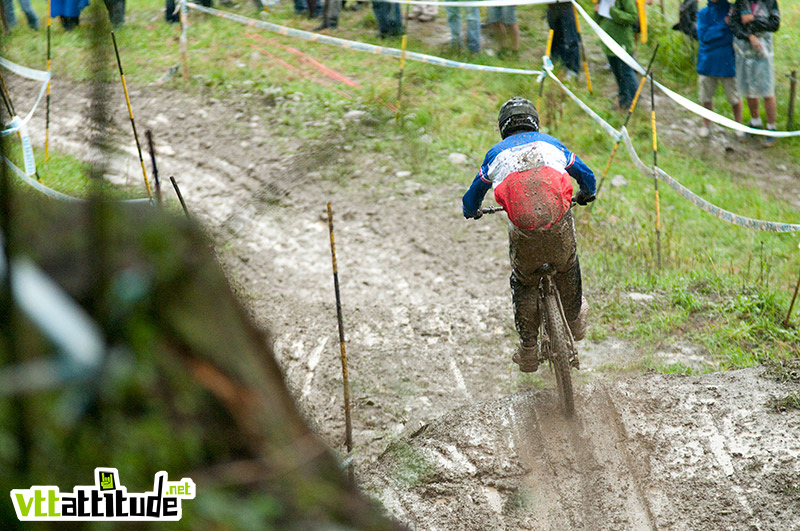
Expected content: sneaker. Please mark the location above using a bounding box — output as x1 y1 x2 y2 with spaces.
568 297 589 341
565 69 579 81
698 125 710 138
417 13 436 22
513 343 539 373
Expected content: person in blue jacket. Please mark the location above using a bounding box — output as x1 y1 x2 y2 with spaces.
462 97 596 373
696 0 742 137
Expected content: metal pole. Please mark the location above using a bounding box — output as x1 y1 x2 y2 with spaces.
111 31 153 199
591 44 659 203
787 70 797 131
45 0 52 161
650 72 662 271
145 130 162 205
572 4 592 94
327 202 354 483
536 29 555 116
169 176 190 218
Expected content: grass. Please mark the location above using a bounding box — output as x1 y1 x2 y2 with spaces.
2 0 800 371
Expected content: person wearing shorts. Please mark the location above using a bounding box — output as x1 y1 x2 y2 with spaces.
696 0 742 137
486 5 519 56
728 0 780 145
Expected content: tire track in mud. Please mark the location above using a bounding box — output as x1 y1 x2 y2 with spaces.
511 384 656 530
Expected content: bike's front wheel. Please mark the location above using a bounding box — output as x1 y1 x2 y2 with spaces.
543 293 575 416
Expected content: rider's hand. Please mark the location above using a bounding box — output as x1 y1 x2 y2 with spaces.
463 205 481 219
574 191 596 206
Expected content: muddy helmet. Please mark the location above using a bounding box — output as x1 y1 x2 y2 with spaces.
498 97 539 139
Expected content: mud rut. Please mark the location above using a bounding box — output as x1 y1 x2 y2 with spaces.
12 78 800 530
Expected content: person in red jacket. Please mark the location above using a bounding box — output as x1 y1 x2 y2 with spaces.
462 97 595 372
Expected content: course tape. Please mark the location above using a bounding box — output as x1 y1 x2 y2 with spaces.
570 0 800 138
4 156 152 205
618 127 800 232
545 66 621 141
0 57 51 135
184 2 543 75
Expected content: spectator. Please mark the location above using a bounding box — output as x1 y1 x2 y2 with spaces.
314 0 341 29
445 0 480 53
293 0 320 17
486 5 518 57
372 0 402 38
51 0 88 31
103 0 125 27
547 1 580 78
408 2 436 22
1 0 39 30
696 0 742 137
594 0 639 110
728 0 780 146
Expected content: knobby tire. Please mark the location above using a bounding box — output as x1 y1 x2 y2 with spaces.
543 293 575 416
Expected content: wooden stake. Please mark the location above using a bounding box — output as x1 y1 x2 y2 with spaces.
327 202 354 483
650 71 662 271
572 5 592 94
111 31 152 199
170 176 190 218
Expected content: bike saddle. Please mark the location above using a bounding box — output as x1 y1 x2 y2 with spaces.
533 263 555 276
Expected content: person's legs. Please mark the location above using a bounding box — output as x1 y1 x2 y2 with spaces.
293 0 308 15
445 4 462 47
560 8 580 73
618 60 638 109
464 6 480 53
2 0 18 29
390 2 403 33
746 97 761 125
372 1 390 36
764 96 777 126
607 56 625 108
17 0 38 29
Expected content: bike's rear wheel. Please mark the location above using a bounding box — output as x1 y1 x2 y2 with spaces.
543 293 575 416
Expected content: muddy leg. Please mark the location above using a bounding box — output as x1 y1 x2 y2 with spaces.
511 271 539 347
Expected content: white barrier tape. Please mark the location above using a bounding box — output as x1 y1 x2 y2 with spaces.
618 127 800 232
19 121 36 177
0 56 51 133
546 68 621 141
184 2 543 76
4 157 152 205
569 0 800 138
0 56 50 82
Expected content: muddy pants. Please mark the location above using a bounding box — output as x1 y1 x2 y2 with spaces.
509 210 582 347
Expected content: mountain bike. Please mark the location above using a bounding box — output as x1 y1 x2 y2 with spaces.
477 204 579 416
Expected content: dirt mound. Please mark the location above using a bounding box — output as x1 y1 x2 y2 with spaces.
362 368 800 530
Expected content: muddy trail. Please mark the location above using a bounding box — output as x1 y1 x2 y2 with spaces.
10 77 800 529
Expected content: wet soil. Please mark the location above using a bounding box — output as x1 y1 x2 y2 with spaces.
9 75 800 529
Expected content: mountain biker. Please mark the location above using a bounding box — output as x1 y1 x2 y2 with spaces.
462 97 596 373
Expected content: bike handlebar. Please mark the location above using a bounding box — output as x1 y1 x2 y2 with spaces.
475 197 584 218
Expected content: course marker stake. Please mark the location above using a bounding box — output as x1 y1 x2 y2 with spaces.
326 202 354 484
